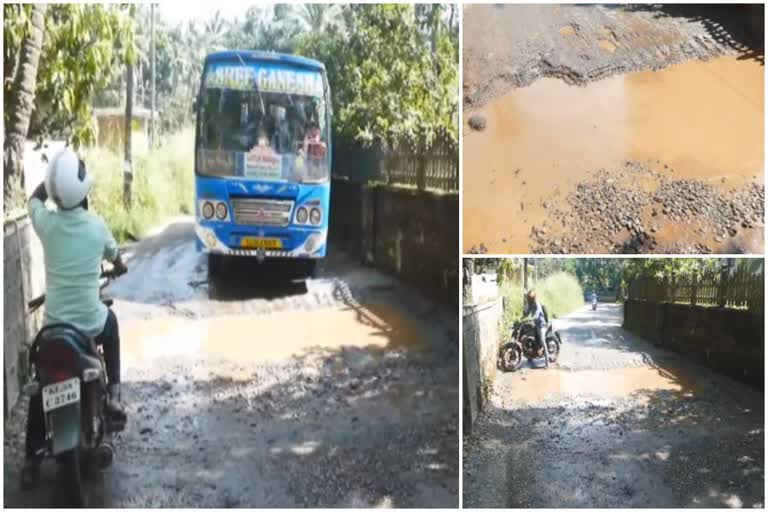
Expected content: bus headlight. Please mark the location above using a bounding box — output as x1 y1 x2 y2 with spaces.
310 208 322 226
305 234 318 253
202 201 214 219
296 207 308 224
215 202 228 220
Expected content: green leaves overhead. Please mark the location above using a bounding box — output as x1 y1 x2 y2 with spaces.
4 3 458 147
4 3 134 147
485 258 763 297
296 4 458 145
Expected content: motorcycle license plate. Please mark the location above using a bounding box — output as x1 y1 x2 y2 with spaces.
42 377 80 412
241 237 282 249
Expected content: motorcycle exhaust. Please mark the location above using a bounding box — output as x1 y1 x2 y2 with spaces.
22 380 40 396
95 441 114 470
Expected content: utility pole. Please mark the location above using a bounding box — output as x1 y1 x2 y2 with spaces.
523 257 529 309
150 3 156 148
124 62 133 209
462 258 474 307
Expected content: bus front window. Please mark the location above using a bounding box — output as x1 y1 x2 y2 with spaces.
197 85 329 182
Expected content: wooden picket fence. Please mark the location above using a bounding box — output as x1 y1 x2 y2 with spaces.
628 263 764 313
381 127 458 192
333 127 459 193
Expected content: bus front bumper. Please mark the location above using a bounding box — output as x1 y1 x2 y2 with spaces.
194 222 327 258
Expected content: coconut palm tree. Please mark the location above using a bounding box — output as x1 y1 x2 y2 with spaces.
204 10 227 52
296 4 340 33
4 3 46 205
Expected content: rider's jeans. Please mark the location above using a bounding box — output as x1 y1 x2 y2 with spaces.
538 324 549 361
25 310 122 460
97 309 121 386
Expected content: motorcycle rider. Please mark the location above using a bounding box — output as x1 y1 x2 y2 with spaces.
21 148 128 488
522 289 550 368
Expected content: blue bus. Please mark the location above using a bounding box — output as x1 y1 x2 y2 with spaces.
193 51 331 277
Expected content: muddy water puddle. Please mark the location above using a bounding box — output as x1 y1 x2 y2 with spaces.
508 367 699 405
120 303 432 374
464 56 764 253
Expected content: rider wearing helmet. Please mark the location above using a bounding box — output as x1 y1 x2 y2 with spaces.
22 148 128 487
522 289 551 368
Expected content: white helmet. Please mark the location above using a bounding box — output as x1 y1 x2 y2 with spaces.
45 148 92 209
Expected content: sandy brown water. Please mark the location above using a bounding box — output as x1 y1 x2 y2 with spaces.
508 366 699 405
120 303 432 375
463 56 764 253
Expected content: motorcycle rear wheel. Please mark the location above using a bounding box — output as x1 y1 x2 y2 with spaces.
501 345 523 372
54 450 87 507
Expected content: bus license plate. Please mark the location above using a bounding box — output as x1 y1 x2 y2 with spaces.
241 237 282 249
42 377 80 412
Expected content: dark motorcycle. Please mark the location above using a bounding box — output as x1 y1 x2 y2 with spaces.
498 318 562 372
21 267 126 507
592 298 597 311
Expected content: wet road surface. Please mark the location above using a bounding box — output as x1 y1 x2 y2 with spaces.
463 4 764 254
4 218 459 507
463 303 764 508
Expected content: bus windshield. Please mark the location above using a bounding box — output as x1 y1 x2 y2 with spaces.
196 61 329 183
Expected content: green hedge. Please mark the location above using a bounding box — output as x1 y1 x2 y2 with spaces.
500 272 585 333
85 127 194 243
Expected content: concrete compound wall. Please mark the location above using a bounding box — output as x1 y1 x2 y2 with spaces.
329 178 459 306
463 298 503 434
3 143 53 420
4 215 45 419
624 300 764 388
472 273 499 304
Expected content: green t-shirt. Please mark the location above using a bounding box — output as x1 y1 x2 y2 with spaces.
28 198 118 337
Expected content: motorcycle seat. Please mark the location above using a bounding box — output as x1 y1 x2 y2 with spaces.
33 323 99 359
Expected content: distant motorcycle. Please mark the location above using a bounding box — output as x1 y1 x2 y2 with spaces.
22 267 126 507
592 298 597 311
498 317 562 372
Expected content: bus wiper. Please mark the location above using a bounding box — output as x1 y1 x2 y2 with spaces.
235 53 264 115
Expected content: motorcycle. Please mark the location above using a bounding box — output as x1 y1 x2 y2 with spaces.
21 267 126 507
498 318 562 372
592 298 597 311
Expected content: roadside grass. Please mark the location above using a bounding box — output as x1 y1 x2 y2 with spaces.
500 272 584 333
85 127 195 243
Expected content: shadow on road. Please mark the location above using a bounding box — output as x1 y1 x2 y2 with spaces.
208 257 310 301
601 4 765 65
5 341 459 508
465 383 764 508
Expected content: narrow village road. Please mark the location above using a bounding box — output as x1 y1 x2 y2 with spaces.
464 303 764 508
4 217 459 507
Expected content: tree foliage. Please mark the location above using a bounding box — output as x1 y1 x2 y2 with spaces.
295 4 458 144
472 258 763 301
4 3 458 148
4 3 135 147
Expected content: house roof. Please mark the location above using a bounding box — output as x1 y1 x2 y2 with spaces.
92 107 158 119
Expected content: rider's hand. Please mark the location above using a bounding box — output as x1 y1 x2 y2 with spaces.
30 182 48 202
113 257 128 277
